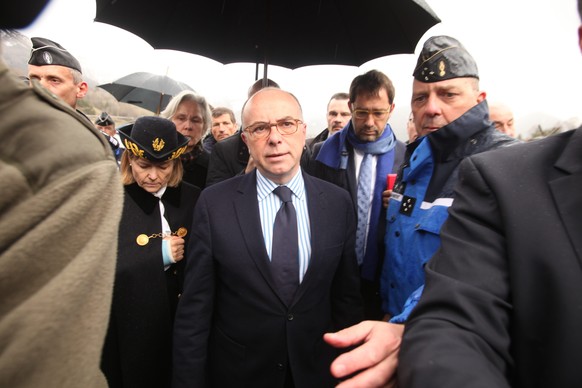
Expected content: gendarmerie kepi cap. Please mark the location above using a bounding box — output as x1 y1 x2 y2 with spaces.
28 37 82 73
95 112 115 126
413 35 478 83
118 116 189 161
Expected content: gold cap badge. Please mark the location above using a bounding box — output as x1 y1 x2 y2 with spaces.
438 60 446 77
152 137 165 152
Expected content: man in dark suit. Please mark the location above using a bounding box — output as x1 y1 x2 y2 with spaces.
173 88 364 387
309 70 405 320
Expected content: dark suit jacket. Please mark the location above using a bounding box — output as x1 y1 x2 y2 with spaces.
173 170 364 388
205 131 249 187
399 128 582 387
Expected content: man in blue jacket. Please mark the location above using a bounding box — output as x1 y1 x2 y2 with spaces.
381 35 516 323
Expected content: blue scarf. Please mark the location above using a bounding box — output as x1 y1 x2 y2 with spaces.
316 121 396 168
316 122 397 281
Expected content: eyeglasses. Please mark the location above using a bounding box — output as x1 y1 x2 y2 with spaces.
352 109 391 120
244 119 303 140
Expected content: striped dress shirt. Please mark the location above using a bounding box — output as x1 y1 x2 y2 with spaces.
257 169 311 283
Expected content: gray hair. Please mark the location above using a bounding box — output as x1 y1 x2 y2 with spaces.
160 90 212 135
71 69 83 84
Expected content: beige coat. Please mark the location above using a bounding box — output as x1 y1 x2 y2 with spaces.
0 61 123 387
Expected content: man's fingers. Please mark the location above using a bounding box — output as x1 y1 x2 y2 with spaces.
335 355 399 388
325 322 404 384
330 334 398 379
324 321 375 348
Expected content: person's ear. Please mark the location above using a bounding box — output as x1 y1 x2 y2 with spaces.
77 81 88 99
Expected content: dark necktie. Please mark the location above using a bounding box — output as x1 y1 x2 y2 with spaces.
271 186 299 306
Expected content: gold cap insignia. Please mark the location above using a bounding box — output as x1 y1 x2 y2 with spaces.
152 137 165 152
439 60 446 77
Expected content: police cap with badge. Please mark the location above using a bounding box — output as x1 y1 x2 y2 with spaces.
94 112 122 157
95 112 115 127
397 35 479 217
412 35 478 83
28 37 82 73
118 116 189 161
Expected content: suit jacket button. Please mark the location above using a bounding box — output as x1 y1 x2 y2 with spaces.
177 293 182 298
277 363 284 370
287 314 294 321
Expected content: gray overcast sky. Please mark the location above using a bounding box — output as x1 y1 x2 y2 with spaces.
18 0 582 139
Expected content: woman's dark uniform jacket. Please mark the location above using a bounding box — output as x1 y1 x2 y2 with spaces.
101 182 200 388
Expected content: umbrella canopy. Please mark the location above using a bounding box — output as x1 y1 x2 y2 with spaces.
98 72 194 114
94 0 440 77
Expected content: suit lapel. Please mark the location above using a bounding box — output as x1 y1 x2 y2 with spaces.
233 171 280 298
549 129 582 264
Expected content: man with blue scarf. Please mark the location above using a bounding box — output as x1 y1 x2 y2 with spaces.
381 36 518 325
310 70 405 320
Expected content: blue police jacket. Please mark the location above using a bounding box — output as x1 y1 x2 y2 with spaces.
380 101 517 321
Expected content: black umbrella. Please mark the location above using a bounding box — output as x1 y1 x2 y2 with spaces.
94 0 440 81
98 72 194 114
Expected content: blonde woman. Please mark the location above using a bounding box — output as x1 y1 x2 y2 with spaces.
101 116 200 388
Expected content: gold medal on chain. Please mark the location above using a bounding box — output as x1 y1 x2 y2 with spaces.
135 227 187 246
136 234 149 246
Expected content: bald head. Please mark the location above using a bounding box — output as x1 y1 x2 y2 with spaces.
242 88 303 128
241 88 306 184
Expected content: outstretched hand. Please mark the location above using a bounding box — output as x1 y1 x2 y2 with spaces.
324 320 404 388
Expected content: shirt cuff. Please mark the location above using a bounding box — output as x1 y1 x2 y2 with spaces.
162 239 176 266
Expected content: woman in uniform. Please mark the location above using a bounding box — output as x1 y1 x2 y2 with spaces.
101 116 200 388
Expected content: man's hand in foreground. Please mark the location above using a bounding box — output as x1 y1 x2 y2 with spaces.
324 321 404 388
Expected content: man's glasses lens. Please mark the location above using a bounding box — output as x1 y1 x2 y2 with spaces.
246 119 302 138
354 109 390 120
